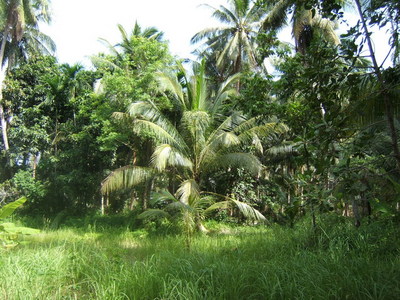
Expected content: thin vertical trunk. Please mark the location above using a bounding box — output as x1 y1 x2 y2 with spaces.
101 195 105 215
352 196 361 227
0 26 10 151
31 152 40 178
354 0 400 170
0 103 9 150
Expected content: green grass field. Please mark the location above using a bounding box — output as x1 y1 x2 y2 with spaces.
1 216 399 299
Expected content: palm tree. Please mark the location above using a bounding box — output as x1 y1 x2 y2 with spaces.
101 61 287 230
0 0 52 151
261 0 340 54
191 0 267 77
121 21 164 43
44 63 84 154
5 26 56 68
96 22 165 71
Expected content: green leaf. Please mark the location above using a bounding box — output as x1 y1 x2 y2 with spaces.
138 209 171 220
0 197 27 219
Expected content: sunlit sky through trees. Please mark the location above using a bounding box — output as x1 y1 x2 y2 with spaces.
40 0 391 69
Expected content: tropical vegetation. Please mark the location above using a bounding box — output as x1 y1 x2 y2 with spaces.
0 0 399 298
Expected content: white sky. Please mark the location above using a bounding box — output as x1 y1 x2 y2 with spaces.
40 0 392 69
40 0 226 67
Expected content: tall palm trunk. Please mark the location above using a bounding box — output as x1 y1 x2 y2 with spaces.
354 0 400 171
0 26 11 151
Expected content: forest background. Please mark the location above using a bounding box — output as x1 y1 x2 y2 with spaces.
0 0 399 298
0 0 398 244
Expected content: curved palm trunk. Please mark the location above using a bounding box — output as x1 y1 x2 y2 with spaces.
354 0 400 171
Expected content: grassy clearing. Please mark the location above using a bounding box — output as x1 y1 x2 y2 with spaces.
0 216 399 299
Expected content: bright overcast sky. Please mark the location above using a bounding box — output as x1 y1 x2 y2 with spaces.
40 0 227 67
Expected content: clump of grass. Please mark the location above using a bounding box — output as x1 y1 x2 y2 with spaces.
0 217 399 299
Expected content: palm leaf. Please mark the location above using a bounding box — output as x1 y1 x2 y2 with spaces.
237 122 288 146
206 152 263 176
150 190 178 206
155 69 187 109
190 27 226 45
138 209 171 220
262 0 291 31
151 144 193 171
231 199 267 222
176 179 200 205
181 110 210 156
205 200 230 213
101 166 155 194
132 119 186 151
206 198 267 222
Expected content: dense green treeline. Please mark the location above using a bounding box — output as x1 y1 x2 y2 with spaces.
0 0 399 230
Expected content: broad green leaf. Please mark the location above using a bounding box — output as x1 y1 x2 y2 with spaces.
0 197 27 219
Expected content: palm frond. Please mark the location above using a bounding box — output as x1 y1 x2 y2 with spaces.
190 27 226 44
231 199 267 222
101 166 155 195
117 23 129 46
155 70 187 109
262 0 291 31
206 113 245 145
191 60 209 111
150 189 178 206
199 113 245 164
90 55 121 71
151 144 192 171
181 110 210 154
205 200 230 213
217 31 240 68
176 179 200 205
138 209 171 220
211 73 241 114
133 119 186 150
207 152 263 176
128 101 187 150
214 6 237 25
165 201 191 213
312 17 340 46
237 122 288 146
97 37 122 58
216 132 241 148
206 199 267 222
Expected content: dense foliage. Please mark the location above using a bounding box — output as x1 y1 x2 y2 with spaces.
0 0 399 298
0 0 399 232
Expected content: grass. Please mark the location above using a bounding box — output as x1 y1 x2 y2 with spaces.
0 215 399 299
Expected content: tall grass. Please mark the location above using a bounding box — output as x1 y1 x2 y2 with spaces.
0 216 399 299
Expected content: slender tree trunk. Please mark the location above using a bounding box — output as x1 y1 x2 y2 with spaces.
31 152 40 178
0 103 9 150
0 27 10 151
101 195 105 215
352 196 361 227
354 0 400 170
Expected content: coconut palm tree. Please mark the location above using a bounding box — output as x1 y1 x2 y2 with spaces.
0 0 53 151
260 0 340 54
5 26 56 68
191 0 268 77
101 61 287 231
